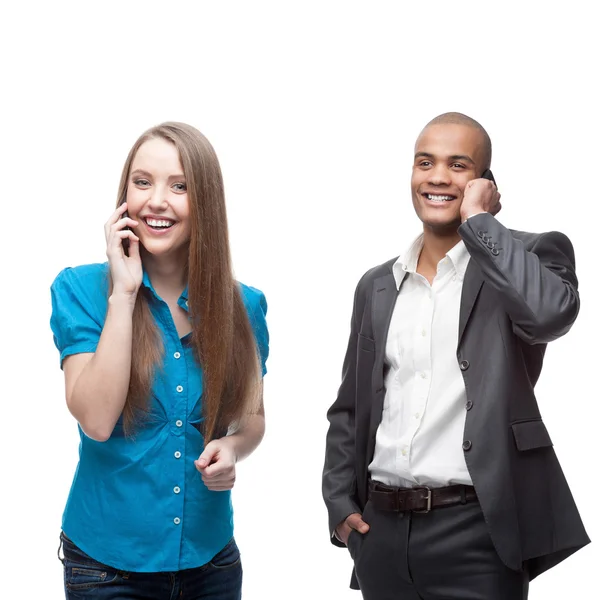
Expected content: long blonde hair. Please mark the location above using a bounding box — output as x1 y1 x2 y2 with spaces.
113 122 261 439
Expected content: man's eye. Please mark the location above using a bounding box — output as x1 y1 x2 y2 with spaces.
173 183 187 192
419 161 432 167
451 163 465 169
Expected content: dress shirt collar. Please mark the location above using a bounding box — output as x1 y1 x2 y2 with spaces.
392 234 470 290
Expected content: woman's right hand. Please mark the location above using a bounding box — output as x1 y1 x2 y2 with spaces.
104 202 142 297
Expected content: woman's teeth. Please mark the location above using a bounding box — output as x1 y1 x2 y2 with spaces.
146 218 174 228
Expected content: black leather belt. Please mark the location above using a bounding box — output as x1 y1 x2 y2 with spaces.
368 480 477 513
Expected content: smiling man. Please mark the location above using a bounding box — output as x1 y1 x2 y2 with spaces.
322 113 590 599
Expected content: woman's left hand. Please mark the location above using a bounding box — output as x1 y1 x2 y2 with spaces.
195 438 237 491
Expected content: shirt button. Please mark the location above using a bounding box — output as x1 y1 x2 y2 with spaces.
176 385 183 393
176 420 183 428
421 329 427 337
174 352 181 359
185 300 189 307
174 451 182 458
401 448 408 456
174 517 181 525
452 275 457 282
174 486 181 494
420 372 427 379
414 412 420 419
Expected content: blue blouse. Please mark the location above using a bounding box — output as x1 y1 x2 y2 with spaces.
50 263 269 572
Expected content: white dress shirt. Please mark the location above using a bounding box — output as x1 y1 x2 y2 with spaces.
369 235 473 488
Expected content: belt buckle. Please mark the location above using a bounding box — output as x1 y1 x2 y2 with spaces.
413 486 432 513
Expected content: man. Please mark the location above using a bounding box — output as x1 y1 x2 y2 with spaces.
322 113 590 599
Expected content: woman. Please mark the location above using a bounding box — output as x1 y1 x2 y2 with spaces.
50 122 269 599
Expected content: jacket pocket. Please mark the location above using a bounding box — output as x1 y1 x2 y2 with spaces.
511 419 553 451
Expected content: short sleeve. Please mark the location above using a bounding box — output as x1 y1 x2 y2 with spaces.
242 285 269 376
50 265 108 368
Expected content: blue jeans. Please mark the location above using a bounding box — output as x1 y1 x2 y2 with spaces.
59 532 242 600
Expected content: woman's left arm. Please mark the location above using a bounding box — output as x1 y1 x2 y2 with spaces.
195 395 266 491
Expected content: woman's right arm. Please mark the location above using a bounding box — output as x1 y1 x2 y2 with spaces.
63 203 141 442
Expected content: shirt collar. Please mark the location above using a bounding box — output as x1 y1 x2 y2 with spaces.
141 269 189 311
392 234 470 289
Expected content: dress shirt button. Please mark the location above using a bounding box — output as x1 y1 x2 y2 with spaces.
174 517 181 525
452 275 457 282
465 401 473 411
176 420 183 428
421 329 427 337
176 385 183 393
401 448 408 456
420 372 427 379
459 360 470 371
415 412 420 419
174 451 182 458
174 352 181 359
462 440 472 451
174 486 181 494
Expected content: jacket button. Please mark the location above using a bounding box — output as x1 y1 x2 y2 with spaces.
487 240 494 249
459 360 470 371
462 440 472 451
465 401 473 411
477 230 485 238
491 248 500 256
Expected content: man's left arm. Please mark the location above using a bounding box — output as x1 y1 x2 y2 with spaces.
459 211 579 344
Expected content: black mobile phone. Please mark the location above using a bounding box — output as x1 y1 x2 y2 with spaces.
119 195 131 256
481 168 496 186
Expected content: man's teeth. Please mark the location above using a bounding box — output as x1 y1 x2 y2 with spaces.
146 219 174 228
427 194 454 202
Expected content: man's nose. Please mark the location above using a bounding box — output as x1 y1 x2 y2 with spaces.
428 165 451 186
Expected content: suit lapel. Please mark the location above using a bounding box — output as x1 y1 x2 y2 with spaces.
458 260 485 345
368 272 400 444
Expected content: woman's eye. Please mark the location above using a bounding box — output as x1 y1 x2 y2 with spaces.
173 183 187 192
134 179 150 186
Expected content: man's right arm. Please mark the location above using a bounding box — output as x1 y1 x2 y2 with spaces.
322 275 367 546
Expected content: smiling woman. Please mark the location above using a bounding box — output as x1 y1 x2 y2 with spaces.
125 140 192 256
49 122 269 600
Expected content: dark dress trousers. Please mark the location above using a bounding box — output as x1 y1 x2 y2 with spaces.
322 212 590 591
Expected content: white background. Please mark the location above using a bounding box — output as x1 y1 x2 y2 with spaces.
1 1 598 598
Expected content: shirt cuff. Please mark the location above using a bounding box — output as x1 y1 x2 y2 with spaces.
463 211 488 222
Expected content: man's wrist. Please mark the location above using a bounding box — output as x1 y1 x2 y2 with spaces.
461 210 487 223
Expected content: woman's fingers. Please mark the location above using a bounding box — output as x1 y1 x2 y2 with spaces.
127 235 141 261
104 202 129 231
106 229 140 258
110 217 139 232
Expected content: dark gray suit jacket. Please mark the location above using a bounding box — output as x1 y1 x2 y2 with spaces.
323 213 590 587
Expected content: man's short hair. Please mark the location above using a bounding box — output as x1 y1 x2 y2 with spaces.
423 112 492 171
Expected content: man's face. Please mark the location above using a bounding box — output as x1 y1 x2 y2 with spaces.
411 123 487 232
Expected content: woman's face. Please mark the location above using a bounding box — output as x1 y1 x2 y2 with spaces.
126 137 192 259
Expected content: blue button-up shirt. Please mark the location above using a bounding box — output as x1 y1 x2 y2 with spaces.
50 263 269 572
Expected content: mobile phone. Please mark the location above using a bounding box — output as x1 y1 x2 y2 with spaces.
119 195 130 256
481 168 496 186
